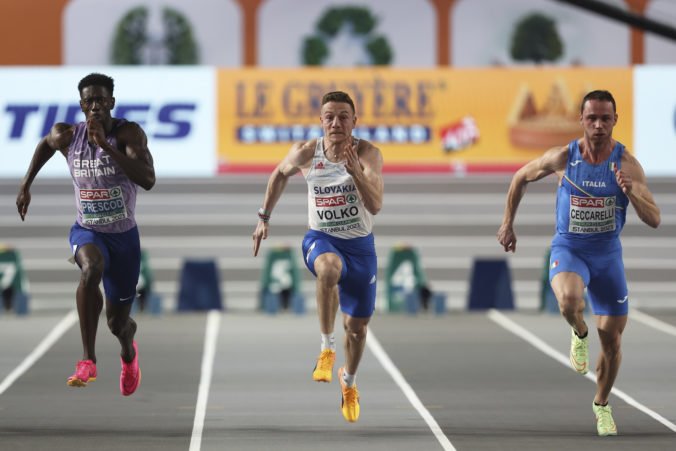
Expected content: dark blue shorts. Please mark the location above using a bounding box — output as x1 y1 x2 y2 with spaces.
69 222 141 305
302 230 377 318
549 239 628 316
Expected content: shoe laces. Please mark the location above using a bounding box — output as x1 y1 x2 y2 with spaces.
596 405 614 428
317 351 333 371
343 385 358 405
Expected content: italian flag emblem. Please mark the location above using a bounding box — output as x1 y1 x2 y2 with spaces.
610 162 617 172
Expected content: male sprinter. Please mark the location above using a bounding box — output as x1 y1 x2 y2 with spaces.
17 73 155 396
498 90 660 435
253 91 383 422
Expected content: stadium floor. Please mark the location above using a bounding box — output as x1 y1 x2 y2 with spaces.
1 308 675 450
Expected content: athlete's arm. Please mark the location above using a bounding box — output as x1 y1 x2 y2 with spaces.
346 139 383 215
253 140 315 256
616 152 660 228
16 123 73 221
498 145 568 252
90 119 155 191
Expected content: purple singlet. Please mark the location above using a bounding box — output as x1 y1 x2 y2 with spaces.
67 120 138 233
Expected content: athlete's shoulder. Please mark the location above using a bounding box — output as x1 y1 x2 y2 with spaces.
48 122 77 149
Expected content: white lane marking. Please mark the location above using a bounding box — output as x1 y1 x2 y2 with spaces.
488 309 676 433
629 308 676 338
0 310 78 396
189 310 222 451
367 328 456 451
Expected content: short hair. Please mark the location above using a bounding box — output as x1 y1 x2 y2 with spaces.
580 90 616 114
78 73 114 96
321 91 355 115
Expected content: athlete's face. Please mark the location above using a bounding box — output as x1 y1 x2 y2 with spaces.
320 102 356 144
580 99 617 144
79 85 115 122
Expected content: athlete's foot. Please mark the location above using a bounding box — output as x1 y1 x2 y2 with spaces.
120 341 141 396
593 402 618 436
313 349 336 382
339 366 360 423
67 360 97 387
569 328 589 374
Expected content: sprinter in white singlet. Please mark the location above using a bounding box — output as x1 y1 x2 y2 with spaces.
253 91 383 423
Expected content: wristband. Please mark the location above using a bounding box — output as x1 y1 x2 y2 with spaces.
258 207 271 222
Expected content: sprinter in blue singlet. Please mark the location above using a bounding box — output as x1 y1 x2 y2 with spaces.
498 90 660 436
253 91 384 423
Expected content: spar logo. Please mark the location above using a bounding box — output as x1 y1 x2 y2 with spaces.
80 188 119 200
346 194 358 204
571 196 605 208
316 195 345 207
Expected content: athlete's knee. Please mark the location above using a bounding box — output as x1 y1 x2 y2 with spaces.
80 259 104 288
107 313 131 336
556 290 585 316
344 321 368 343
599 331 623 356
315 254 342 284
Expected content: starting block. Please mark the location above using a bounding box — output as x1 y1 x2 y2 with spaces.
467 258 514 310
178 259 223 311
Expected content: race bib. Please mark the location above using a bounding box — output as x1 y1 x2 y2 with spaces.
79 187 128 225
569 195 616 233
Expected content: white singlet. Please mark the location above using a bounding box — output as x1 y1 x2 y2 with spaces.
305 138 374 239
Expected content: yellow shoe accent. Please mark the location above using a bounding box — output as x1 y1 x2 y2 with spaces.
570 329 589 375
593 402 618 436
339 366 360 423
313 349 335 382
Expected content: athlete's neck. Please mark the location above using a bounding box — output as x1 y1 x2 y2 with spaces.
580 137 615 165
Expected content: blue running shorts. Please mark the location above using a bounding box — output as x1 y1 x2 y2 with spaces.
301 230 377 318
549 240 628 316
69 222 141 305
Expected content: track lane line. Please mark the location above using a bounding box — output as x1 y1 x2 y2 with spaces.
367 328 456 451
189 310 222 451
487 309 676 433
629 308 676 337
0 309 78 396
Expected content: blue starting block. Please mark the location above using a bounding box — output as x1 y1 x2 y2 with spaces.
178 259 223 311
467 258 514 310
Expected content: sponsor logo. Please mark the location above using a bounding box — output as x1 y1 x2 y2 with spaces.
237 125 430 144
440 116 479 152
315 161 325 170
346 194 358 204
80 189 114 200
315 195 345 207
570 159 583 166
571 196 605 208
369 275 376 284
616 295 628 304
4 102 197 140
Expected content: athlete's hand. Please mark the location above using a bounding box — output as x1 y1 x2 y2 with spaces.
497 224 517 253
16 187 31 221
253 221 269 257
614 168 632 195
344 138 363 178
86 117 106 147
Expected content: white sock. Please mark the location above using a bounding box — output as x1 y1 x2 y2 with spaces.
321 333 335 351
342 369 356 387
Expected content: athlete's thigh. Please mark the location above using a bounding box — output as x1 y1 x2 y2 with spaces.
69 223 109 271
102 227 141 305
302 234 347 280
338 251 377 318
587 250 628 316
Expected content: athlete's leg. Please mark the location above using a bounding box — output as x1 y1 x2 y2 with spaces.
551 271 588 337
74 243 105 363
106 300 137 362
342 314 370 375
594 314 627 404
313 252 342 334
